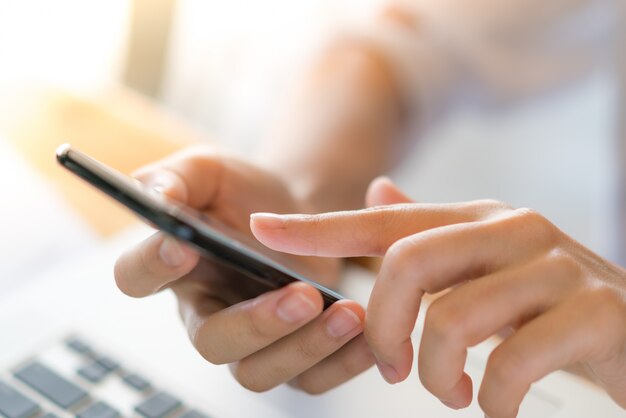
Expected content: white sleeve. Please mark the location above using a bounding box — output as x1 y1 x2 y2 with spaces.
353 0 624 129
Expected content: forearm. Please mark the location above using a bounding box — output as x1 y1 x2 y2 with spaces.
259 32 406 213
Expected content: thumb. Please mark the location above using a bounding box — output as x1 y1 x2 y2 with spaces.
134 168 189 204
366 176 413 207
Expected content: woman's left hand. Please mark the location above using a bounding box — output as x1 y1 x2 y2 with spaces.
250 178 626 418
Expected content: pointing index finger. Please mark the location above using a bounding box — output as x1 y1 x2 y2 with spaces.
250 202 494 258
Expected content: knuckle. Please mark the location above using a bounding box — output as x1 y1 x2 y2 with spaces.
424 301 464 344
515 207 559 243
383 237 435 291
568 288 626 361
358 215 387 255
300 213 323 228
486 347 527 386
545 248 583 280
384 235 415 262
590 286 621 305
588 287 626 322
370 206 408 251
305 215 325 252
382 239 408 272
513 206 539 221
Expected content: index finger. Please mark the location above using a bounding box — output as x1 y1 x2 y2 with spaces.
250 200 508 258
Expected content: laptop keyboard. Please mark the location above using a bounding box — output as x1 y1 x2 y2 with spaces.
0 336 214 418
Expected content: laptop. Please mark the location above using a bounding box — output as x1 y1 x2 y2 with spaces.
0 224 623 418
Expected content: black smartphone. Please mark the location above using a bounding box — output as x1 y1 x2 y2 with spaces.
56 144 342 308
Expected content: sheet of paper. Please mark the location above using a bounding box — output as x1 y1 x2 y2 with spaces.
0 136 98 293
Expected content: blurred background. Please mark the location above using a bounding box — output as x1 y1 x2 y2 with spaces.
0 0 622 294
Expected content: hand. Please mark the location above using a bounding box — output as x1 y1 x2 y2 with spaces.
250 177 626 417
114 146 373 394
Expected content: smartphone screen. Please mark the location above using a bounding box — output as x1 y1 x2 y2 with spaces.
56 144 342 308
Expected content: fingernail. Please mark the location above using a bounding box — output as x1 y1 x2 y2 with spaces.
326 307 361 338
373 175 393 185
159 236 185 267
250 213 286 229
375 360 399 384
276 291 318 322
441 400 462 410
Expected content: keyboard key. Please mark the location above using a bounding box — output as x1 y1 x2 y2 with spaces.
93 357 119 372
179 410 212 418
77 363 110 383
122 374 151 391
76 401 120 418
14 362 88 409
135 392 182 418
65 338 93 355
0 382 40 418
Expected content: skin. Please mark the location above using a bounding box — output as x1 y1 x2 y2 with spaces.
114 4 411 394
113 2 626 415
250 177 626 418
114 147 372 394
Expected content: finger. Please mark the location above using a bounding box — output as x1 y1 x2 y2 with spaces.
290 334 375 394
365 176 413 207
172 280 324 365
114 232 199 297
365 209 556 384
134 166 189 203
250 199 510 257
231 300 364 392
478 291 621 418
418 254 580 409
133 145 225 209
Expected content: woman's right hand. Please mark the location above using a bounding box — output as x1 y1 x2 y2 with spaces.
113 146 373 394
